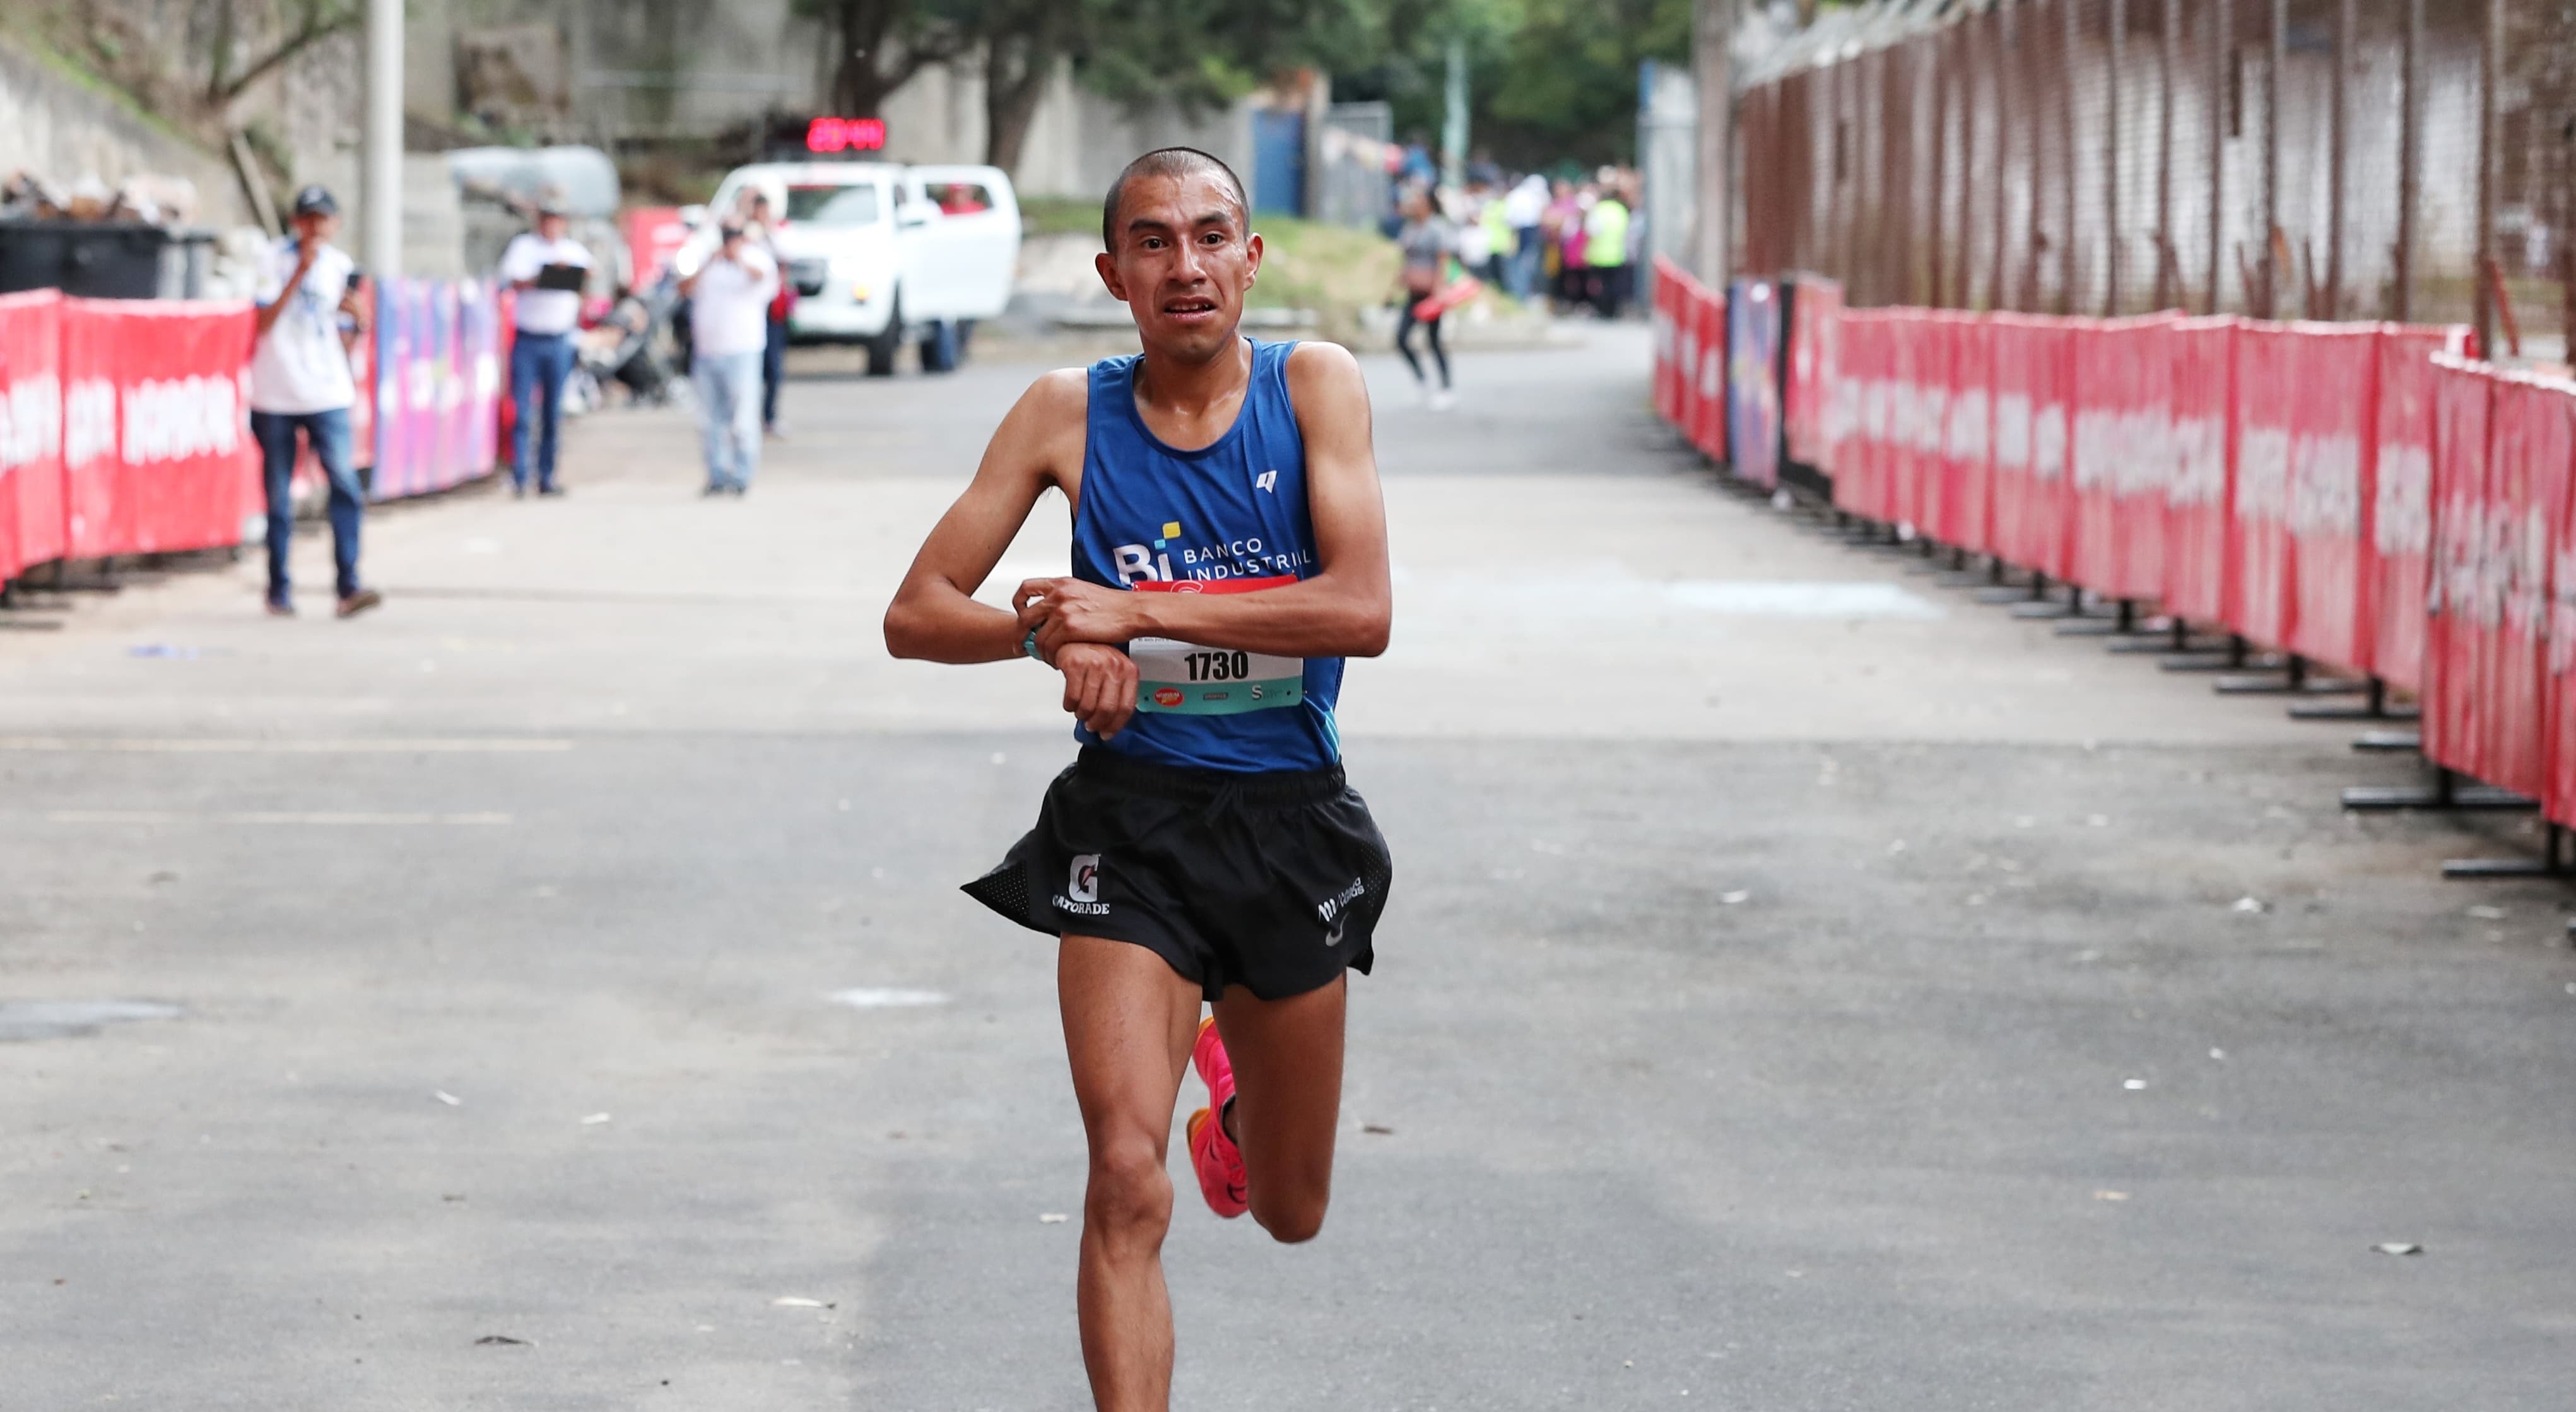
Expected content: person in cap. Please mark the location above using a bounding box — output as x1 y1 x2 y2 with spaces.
249 184 379 618
498 192 592 496
678 220 779 495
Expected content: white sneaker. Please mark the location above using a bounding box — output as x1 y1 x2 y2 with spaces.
1428 387 1455 413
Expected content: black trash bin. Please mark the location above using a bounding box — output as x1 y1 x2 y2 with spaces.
0 221 211 299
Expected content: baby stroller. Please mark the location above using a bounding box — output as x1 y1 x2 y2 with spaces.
581 269 682 407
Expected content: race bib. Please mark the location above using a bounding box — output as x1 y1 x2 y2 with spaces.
1129 575 1303 715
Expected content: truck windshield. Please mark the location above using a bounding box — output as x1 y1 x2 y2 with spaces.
787 184 881 227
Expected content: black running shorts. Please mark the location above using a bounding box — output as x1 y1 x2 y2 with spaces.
962 746 1394 1001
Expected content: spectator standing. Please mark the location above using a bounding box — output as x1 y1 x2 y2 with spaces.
1546 180 1589 312
1585 177 1632 320
249 185 379 618
741 191 794 439
498 194 591 496
679 221 779 496
1392 185 1457 411
1502 172 1549 300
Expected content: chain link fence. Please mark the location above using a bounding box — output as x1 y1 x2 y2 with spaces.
1736 0 2575 358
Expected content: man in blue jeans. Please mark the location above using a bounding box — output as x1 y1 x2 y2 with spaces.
498 196 592 495
249 184 379 618
678 221 778 495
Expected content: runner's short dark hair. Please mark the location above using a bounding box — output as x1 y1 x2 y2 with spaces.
1102 148 1249 253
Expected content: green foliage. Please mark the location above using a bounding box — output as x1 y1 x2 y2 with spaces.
1335 0 1691 170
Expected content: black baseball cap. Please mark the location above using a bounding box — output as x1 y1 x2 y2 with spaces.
291 185 338 218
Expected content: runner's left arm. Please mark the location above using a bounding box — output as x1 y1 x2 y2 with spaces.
1020 342 1391 661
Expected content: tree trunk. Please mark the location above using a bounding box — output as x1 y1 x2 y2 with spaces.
825 0 961 116
983 37 1055 177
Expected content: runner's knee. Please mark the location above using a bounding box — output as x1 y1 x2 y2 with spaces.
1085 1140 1174 1244
1250 1187 1327 1244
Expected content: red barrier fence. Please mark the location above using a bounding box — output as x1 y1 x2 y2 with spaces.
1 290 65 580
1644 288 2576 840
62 300 260 562
0 279 509 587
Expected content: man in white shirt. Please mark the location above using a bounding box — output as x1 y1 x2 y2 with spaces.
678 222 779 495
497 195 592 496
250 184 379 618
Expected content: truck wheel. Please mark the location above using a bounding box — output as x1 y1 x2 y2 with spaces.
864 293 904 377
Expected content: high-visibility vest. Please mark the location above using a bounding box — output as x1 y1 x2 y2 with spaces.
1585 199 1631 268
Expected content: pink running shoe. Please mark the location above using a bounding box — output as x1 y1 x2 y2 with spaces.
1187 1017 1247 1218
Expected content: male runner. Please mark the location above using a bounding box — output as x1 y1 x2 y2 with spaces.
883 147 1393 1411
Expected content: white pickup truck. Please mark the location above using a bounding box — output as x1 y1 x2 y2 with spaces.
679 161 1021 376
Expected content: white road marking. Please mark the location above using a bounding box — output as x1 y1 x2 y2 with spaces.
47 811 513 826
826 987 950 1009
0 737 573 753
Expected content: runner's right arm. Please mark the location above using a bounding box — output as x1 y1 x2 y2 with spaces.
883 370 1141 736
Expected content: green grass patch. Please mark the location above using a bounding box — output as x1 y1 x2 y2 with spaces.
1019 195 1101 240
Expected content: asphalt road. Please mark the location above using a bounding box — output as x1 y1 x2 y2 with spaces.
4 325 2573 1410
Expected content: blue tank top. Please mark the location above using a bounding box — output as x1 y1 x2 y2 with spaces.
1071 339 1343 773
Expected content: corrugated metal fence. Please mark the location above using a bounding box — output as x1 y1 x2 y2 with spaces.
1736 0 2573 355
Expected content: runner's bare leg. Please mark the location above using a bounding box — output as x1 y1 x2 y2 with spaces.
1059 936 1201 1411
1211 975 1346 1242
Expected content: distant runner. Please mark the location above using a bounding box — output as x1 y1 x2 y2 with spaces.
884 147 1394 1411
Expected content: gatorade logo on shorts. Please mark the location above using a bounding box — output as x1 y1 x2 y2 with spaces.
1054 853 1109 917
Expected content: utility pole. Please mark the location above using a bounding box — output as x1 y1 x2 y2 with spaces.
1695 0 1735 284
363 0 404 281
1442 37 1469 190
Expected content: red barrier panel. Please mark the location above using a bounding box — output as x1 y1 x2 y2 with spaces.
2370 332 2445 693
2477 373 2571 802
60 299 259 560
1785 278 1842 469
2273 322 2382 672
0 290 64 579
1671 271 1702 444
2164 317 2237 625
1832 310 1887 519
2228 323 2300 647
1988 315 2073 578
1893 311 1946 532
1693 280 1726 459
1652 257 1679 425
2069 315 2177 603
2423 355 2496 787
2551 384 2576 829
1932 311 1991 553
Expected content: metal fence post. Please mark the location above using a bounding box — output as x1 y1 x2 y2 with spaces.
2108 0 2127 315
2474 0 2498 353
2061 0 2080 314
2327 0 2352 319
2209 0 2229 312
2396 0 2420 321
2262 0 2283 319
1996 1 2016 310
2158 0 2179 309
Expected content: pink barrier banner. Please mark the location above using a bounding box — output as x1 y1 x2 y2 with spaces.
2552 385 2576 828
2476 374 2570 803
2163 317 2237 625
372 278 503 501
60 298 257 561
623 207 690 294
1987 315 2073 578
0 289 64 579
2276 322 2382 673
2370 332 2444 693
1932 311 1991 553
2069 315 2177 603
1785 277 1842 469
2422 355 2495 787
2228 323 2300 647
